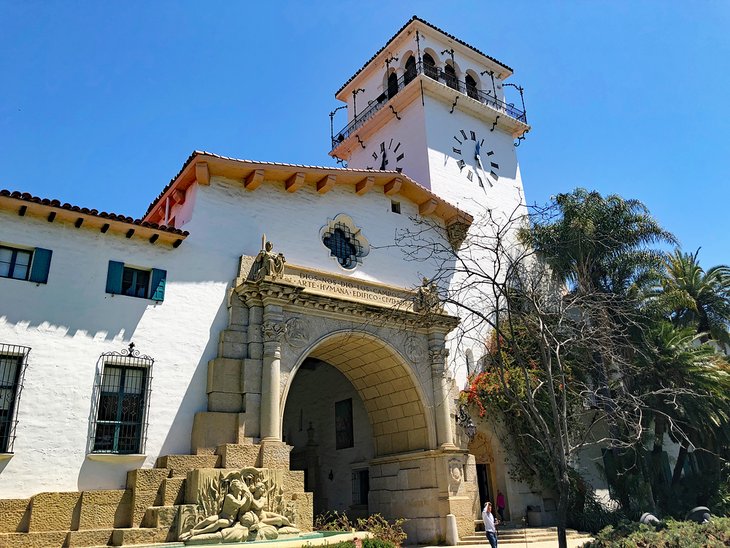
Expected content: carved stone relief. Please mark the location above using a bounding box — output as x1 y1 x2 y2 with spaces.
403 335 427 363
261 321 287 344
448 457 464 495
284 317 310 348
178 468 300 544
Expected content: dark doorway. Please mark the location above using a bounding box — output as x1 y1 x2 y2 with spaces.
476 463 493 507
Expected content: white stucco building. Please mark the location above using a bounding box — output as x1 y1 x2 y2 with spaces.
0 16 554 548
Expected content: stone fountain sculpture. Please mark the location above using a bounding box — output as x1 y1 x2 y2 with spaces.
178 468 300 544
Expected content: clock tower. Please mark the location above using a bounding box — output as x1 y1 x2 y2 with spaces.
329 16 530 218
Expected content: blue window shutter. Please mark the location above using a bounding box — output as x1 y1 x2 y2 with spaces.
150 268 166 302
106 261 124 294
29 248 53 284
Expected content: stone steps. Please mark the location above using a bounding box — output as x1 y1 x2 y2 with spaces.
110 526 175 546
67 528 115 547
0 440 305 547
459 527 592 545
0 530 68 548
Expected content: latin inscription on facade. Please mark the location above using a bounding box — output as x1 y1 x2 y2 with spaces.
239 255 415 311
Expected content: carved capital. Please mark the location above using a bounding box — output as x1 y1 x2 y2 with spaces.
262 320 287 344
429 348 449 364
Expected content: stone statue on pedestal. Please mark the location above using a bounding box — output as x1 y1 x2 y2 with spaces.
414 277 441 312
248 235 286 282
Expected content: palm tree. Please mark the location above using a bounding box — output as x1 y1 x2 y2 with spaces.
636 322 730 491
648 249 730 344
522 188 676 295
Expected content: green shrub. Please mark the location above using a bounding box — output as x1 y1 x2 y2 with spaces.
586 517 730 547
313 512 407 546
361 539 396 548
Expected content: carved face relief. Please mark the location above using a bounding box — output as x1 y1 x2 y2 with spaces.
403 335 426 363
284 317 310 348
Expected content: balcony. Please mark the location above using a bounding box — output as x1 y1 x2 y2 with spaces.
331 61 527 151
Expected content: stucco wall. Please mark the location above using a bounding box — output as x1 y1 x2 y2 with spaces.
0 208 224 497
0 169 453 498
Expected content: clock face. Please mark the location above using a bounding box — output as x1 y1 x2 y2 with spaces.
451 129 500 188
367 138 405 172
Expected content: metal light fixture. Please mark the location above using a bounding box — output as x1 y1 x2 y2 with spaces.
456 404 477 440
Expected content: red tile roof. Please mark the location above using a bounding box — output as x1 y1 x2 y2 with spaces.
0 189 189 240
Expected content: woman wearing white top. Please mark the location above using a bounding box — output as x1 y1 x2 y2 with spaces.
481 501 498 548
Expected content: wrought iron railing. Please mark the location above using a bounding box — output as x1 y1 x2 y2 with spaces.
89 343 154 454
331 61 527 150
0 343 30 453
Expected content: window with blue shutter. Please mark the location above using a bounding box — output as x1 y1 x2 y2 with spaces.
150 269 166 302
106 261 124 295
106 261 167 302
29 248 52 284
1 245 52 284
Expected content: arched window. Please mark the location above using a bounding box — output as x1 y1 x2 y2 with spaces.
423 53 438 80
465 73 479 100
444 64 458 90
387 72 399 99
404 56 417 85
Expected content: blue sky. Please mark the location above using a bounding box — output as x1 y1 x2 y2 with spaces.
2 1 728 267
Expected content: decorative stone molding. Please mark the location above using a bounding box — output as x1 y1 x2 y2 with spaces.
446 220 469 251
284 317 310 348
262 321 287 344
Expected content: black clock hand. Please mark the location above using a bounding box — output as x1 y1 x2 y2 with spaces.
380 149 387 170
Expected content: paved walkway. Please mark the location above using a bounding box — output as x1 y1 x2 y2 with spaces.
416 538 593 547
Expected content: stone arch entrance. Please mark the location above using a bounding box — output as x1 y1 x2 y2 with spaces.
281 331 435 518
193 255 480 544
283 331 435 456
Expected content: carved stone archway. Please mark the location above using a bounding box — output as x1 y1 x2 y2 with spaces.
191 250 479 544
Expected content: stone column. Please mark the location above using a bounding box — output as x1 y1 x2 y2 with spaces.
429 340 456 449
260 304 286 442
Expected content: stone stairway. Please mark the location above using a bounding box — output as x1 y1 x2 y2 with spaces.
458 521 593 546
0 442 309 548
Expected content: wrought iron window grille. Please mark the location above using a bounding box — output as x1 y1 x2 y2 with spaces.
330 60 527 150
89 343 154 455
0 343 31 453
321 214 370 270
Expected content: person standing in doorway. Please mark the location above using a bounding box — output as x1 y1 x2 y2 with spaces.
482 501 498 548
496 490 506 522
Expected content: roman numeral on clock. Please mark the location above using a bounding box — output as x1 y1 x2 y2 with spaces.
452 147 462 154
396 153 404 162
